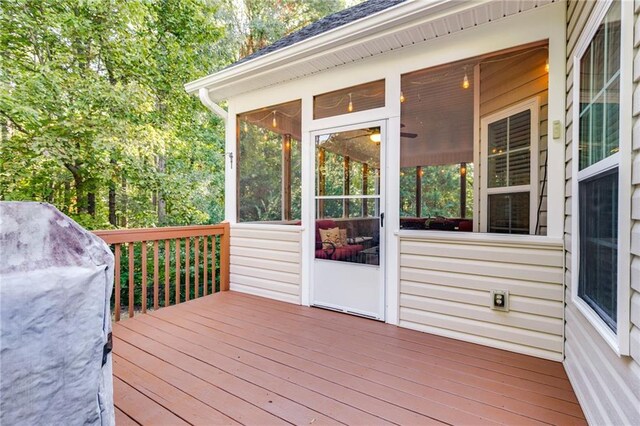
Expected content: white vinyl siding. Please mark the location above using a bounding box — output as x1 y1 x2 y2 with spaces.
399 233 564 361
564 1 640 424
230 224 301 304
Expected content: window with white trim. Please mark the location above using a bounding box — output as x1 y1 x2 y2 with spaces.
481 100 538 234
576 0 621 332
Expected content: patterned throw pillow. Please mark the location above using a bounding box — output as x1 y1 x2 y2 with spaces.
319 227 343 250
339 229 348 246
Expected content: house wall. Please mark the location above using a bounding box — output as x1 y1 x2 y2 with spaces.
229 224 302 304
563 1 640 424
398 232 564 361
223 2 567 340
479 49 549 234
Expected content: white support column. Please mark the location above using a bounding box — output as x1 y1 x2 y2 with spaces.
225 103 237 223
385 73 401 325
545 6 567 238
300 95 314 306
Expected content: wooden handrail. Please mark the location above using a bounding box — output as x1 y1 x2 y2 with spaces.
93 224 227 244
94 222 230 321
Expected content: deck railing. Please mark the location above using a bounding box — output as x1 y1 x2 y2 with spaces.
94 223 230 321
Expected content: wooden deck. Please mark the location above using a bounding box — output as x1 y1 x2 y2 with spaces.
112 291 586 425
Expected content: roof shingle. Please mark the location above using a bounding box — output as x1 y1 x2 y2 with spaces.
229 0 407 68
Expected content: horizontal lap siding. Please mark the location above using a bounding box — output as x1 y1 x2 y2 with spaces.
564 1 640 425
230 226 301 304
399 236 564 361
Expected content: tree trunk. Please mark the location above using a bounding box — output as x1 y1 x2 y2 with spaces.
109 185 117 226
120 176 127 227
72 173 86 214
157 155 166 224
109 158 117 226
87 192 96 217
64 181 71 214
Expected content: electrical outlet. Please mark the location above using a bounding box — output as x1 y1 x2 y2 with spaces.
490 289 509 311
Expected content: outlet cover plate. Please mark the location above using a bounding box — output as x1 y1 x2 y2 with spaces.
490 289 509 312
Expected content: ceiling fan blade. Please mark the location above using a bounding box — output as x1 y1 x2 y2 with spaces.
401 132 417 138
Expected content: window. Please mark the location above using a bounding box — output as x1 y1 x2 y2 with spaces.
481 102 538 234
314 80 385 120
237 100 301 223
398 44 548 234
575 1 621 333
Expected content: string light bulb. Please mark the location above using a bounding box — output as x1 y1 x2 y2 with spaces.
348 93 353 112
243 121 248 132
400 91 405 103
545 58 549 73
462 72 470 89
272 111 277 128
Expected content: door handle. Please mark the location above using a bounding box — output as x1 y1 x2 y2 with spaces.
381 212 384 228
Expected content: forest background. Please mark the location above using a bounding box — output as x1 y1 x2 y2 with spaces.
0 0 355 229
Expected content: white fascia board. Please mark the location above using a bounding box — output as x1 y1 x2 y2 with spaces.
184 0 484 98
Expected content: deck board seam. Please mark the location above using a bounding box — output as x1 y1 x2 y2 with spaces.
169 302 584 417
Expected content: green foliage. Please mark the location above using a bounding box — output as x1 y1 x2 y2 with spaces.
117 238 222 311
400 164 474 219
1 0 350 230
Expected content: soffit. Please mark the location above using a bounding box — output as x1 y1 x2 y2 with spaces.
187 0 556 102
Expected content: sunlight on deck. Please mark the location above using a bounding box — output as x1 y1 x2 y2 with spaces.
113 291 586 425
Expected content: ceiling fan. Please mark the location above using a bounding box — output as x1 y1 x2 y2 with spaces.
400 124 417 139
338 126 417 144
364 125 418 142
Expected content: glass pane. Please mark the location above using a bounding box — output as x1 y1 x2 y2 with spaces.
605 76 620 157
314 80 385 119
587 94 604 166
579 1 621 171
509 149 530 186
579 168 618 331
488 155 507 188
421 164 466 218
580 44 592 107
316 128 381 197
509 110 531 150
488 192 530 234
320 151 345 196
605 1 621 82
317 198 343 219
237 100 301 223
488 118 508 154
399 167 417 218
579 105 591 170
315 127 381 265
314 215 380 266
591 25 606 97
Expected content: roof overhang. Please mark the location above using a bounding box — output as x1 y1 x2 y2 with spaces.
185 0 556 102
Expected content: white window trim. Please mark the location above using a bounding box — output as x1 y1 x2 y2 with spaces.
570 0 632 356
480 97 540 234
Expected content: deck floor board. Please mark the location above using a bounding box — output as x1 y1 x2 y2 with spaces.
113 291 586 425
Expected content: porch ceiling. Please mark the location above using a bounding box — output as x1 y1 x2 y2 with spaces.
185 0 557 102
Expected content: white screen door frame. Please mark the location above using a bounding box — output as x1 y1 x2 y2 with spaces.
308 120 386 320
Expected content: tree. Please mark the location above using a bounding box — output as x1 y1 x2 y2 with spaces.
0 0 352 229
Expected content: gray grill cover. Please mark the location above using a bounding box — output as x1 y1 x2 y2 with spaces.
0 202 114 425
